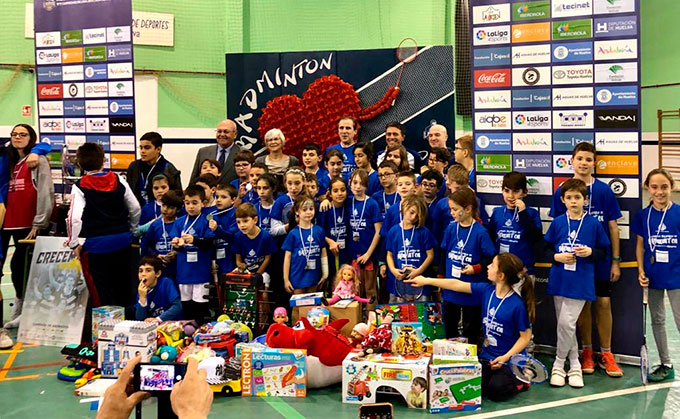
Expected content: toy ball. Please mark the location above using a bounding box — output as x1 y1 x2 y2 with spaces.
307 307 330 328
183 324 197 337
217 314 230 322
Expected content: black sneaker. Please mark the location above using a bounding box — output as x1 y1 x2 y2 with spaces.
648 364 675 382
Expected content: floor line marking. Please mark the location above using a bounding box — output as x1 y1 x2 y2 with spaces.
0 349 24 354
0 341 22 380
0 360 66 372
263 398 305 419
0 374 40 382
459 381 680 419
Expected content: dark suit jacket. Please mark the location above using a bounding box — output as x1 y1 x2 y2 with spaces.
190 143 241 184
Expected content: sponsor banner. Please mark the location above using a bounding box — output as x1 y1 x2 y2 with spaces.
473 25 511 46
62 65 84 81
596 155 639 175
595 85 638 106
593 0 635 15
61 29 83 45
526 176 554 195
552 41 593 63
594 16 637 38
109 116 135 133
512 22 551 43
38 101 64 117
551 64 593 85
475 133 512 152
88 135 111 152
109 99 135 115
513 154 553 173
594 39 637 61
512 110 552 130
512 66 551 87
85 100 109 115
84 64 108 80
107 44 133 61
36 49 61 65
513 1 551 21
132 11 175 47
84 46 107 62
512 88 551 108
553 176 572 192
63 82 84 99
65 135 87 150
552 154 574 173
64 118 86 133
553 131 594 151
512 44 552 65
38 83 62 99
37 66 62 82
595 132 638 152
36 31 61 48
552 0 592 18
552 18 592 40
63 100 86 116
476 112 511 130
85 82 109 98
107 62 133 79
40 118 64 133
476 175 504 193
473 4 511 25
110 135 136 152
474 68 511 88
110 153 136 170
83 27 107 45
107 26 132 43
61 47 83 64
109 81 134 97
552 87 594 107
474 46 511 67
41 135 66 150
594 108 638 129
552 109 594 129
474 90 511 109
600 176 639 198
86 117 109 133
594 62 638 83
476 154 512 173
513 132 552 151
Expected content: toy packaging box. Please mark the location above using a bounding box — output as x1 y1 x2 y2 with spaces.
375 302 445 340
429 362 482 414
432 339 478 357
92 305 124 342
289 292 324 307
240 346 307 397
298 301 361 336
98 320 157 377
342 351 430 409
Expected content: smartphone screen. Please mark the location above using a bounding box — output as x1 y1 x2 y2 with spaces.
136 363 186 393
359 403 393 419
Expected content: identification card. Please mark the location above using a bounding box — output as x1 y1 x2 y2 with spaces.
337 239 346 250
487 335 498 347
306 259 317 270
499 243 510 254
451 265 462 279
353 231 360 242
564 262 576 271
187 251 198 263
216 248 226 259
656 250 669 264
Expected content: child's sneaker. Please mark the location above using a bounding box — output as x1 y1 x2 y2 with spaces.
0 328 13 349
550 367 566 387
581 348 595 374
599 352 623 377
648 365 675 382
567 368 584 388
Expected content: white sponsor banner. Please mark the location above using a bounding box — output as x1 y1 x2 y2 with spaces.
599 177 639 198
473 4 511 25
552 109 594 129
526 176 554 196
36 49 61 65
64 118 86 133
83 27 107 45
35 31 60 48
85 82 109 98
65 135 87 150
87 118 110 133
132 11 175 47
62 65 84 81
38 101 64 116
513 132 552 151
63 82 84 99
40 118 64 133
512 111 552 130
593 0 635 15
594 39 638 61
512 44 552 65
108 81 134 97
473 25 511 46
594 62 638 83
552 0 593 18
553 155 575 174
552 64 594 85
110 136 136 152
512 66 551 87
107 62 133 79
595 132 639 152
476 175 504 194
474 90 512 109
552 87 594 107
107 26 132 43
475 112 511 130
85 100 110 115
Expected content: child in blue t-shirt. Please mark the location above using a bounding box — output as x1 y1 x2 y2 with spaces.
171 185 216 324
633 168 680 382
544 179 610 389
371 161 400 216
208 182 238 276
141 190 183 281
385 195 435 302
419 169 443 232
406 252 534 401
440 188 496 344
270 167 307 237
254 173 277 234
354 142 381 196
139 173 170 225
318 177 351 276
488 172 543 273
302 144 329 196
229 149 254 195
232 203 278 287
135 256 183 322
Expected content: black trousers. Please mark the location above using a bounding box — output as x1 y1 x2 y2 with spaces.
1 228 33 299
81 245 136 307
482 362 520 402
443 301 482 345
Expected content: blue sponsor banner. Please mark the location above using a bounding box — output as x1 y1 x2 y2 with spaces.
107 44 133 61
474 132 512 152
512 154 552 173
37 66 62 82
552 131 594 151
63 100 86 116
595 85 638 106
511 88 551 108
594 16 637 38
88 135 111 152
40 135 65 150
84 63 108 80
109 98 134 115
473 46 511 67
551 41 593 63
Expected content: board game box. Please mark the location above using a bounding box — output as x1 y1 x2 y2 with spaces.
240 347 307 397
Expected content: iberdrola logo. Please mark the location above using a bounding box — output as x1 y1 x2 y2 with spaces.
517 4 529 14
557 24 570 33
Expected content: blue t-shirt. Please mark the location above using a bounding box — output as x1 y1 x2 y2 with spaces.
348 196 383 259
282 225 326 289
440 221 496 305
271 193 296 224
232 229 278 273
141 218 177 280
314 168 331 196
469 168 476 189
550 178 622 281
371 190 400 216
424 198 439 232
380 200 403 238
544 214 610 301
385 224 436 296
210 207 237 275
326 143 356 175
471 283 531 360
431 195 490 243
487 206 543 272
366 170 381 196
135 276 183 321
242 185 259 205
255 202 274 233
632 203 680 290
318 203 350 266
170 213 215 285
140 201 161 225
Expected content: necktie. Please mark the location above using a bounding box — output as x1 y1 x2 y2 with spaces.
219 148 226 168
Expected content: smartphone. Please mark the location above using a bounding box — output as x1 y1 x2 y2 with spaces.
133 363 187 395
359 403 393 419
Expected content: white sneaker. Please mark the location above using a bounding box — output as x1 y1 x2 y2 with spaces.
568 368 584 388
9 298 22 320
4 314 20 329
550 367 567 387
0 328 13 349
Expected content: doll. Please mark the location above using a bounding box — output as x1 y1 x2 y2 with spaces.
350 322 369 348
360 307 396 356
273 307 289 325
323 264 375 306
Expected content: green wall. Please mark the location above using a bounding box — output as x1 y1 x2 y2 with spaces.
0 0 675 134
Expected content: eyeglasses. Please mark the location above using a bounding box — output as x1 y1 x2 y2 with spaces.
10 132 29 138
234 162 250 168
378 172 396 179
421 182 438 189
216 129 235 134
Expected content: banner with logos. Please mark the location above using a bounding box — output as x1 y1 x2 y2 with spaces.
470 0 642 357
34 0 136 175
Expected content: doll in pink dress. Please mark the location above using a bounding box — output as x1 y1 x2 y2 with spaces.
323 265 374 306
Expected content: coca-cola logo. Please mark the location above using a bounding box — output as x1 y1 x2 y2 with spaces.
41 87 60 95
479 73 506 83
474 69 511 88
38 84 62 98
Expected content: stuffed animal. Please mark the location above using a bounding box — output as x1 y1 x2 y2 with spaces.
360 308 396 355
266 317 352 366
151 345 178 363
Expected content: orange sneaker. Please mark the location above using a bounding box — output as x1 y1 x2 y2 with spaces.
599 352 623 377
581 348 595 374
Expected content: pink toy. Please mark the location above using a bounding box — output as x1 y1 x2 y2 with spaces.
273 307 289 325
350 322 369 349
323 265 373 306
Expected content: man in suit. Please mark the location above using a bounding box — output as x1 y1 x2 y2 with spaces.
190 119 241 184
375 121 423 172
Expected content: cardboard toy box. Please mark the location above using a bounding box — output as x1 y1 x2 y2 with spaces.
298 301 361 336
429 362 482 414
375 302 445 340
433 339 477 357
342 352 430 409
240 346 307 397
92 305 124 342
98 320 157 377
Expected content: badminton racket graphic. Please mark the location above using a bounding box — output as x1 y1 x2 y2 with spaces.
640 285 649 384
394 38 419 93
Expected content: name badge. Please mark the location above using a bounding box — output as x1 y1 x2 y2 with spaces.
306 259 317 270
216 248 226 259
337 239 346 250
487 335 498 347
656 250 669 264
451 265 462 279
187 251 198 263
499 243 510 254
353 232 360 242
564 262 576 271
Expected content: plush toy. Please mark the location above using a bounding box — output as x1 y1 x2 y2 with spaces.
323 264 374 306
350 323 369 348
266 317 352 366
151 345 178 364
273 307 288 325
360 308 396 355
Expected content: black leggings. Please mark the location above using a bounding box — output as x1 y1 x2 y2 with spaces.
482 362 520 402
1 228 33 299
443 302 482 345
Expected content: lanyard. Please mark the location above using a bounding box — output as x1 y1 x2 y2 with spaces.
400 224 416 266
298 226 314 263
647 202 671 252
352 197 368 229
332 205 345 238
154 202 161 218
566 214 585 249
503 206 518 225
182 214 201 235
455 220 475 259
210 207 233 217
383 192 398 214
585 179 593 215
140 159 160 195
485 289 513 338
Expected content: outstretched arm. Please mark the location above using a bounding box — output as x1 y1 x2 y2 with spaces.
405 275 472 293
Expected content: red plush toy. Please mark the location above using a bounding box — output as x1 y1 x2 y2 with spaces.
266 317 353 366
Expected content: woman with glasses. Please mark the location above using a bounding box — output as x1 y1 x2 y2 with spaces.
255 129 298 184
